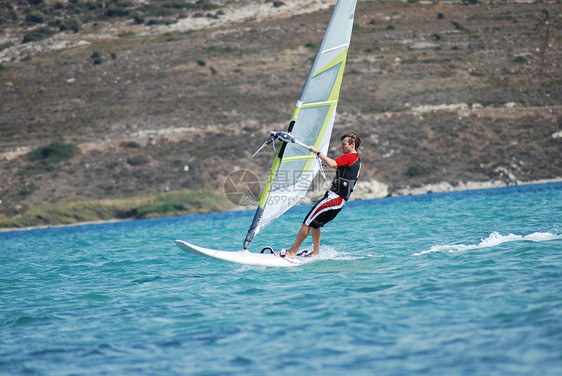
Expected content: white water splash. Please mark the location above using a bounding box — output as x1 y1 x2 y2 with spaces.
413 231 562 256
317 245 356 261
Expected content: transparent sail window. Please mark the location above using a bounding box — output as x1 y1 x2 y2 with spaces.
284 105 331 160
301 63 342 104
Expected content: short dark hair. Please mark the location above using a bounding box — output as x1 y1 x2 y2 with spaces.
341 133 361 150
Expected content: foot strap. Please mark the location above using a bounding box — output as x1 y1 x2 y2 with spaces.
296 249 314 258
260 247 274 254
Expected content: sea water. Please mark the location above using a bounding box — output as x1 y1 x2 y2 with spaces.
1 182 561 375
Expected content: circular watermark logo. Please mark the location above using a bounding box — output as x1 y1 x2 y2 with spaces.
223 169 261 206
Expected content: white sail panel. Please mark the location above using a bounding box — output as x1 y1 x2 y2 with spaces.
244 0 358 249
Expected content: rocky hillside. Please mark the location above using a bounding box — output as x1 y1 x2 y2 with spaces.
1 0 561 223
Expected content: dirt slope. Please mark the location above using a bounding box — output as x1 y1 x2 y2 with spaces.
0 0 560 219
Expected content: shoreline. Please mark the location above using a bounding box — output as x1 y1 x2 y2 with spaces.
356 177 562 200
1 178 560 234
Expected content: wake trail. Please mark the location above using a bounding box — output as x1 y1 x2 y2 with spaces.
413 231 562 256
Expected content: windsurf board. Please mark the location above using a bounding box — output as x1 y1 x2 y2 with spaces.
175 240 309 267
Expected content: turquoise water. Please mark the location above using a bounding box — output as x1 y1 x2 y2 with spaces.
1 182 561 375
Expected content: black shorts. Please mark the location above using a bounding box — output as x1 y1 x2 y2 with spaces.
303 191 345 229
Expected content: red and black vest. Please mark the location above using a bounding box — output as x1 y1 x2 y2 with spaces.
330 154 361 201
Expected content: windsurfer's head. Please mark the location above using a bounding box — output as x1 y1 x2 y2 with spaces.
341 133 361 150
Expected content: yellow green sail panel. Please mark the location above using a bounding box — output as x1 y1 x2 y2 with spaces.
243 0 358 250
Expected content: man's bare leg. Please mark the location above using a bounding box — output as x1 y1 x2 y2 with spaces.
286 224 311 257
311 228 321 255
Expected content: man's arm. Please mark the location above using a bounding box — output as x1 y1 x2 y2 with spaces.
308 145 337 168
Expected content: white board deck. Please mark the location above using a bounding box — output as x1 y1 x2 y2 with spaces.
175 240 307 267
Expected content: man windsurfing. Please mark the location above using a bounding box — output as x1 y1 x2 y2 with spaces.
279 132 361 258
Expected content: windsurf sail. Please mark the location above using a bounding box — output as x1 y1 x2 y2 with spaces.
243 0 358 250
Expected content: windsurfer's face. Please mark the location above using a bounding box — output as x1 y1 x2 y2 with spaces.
340 138 355 154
